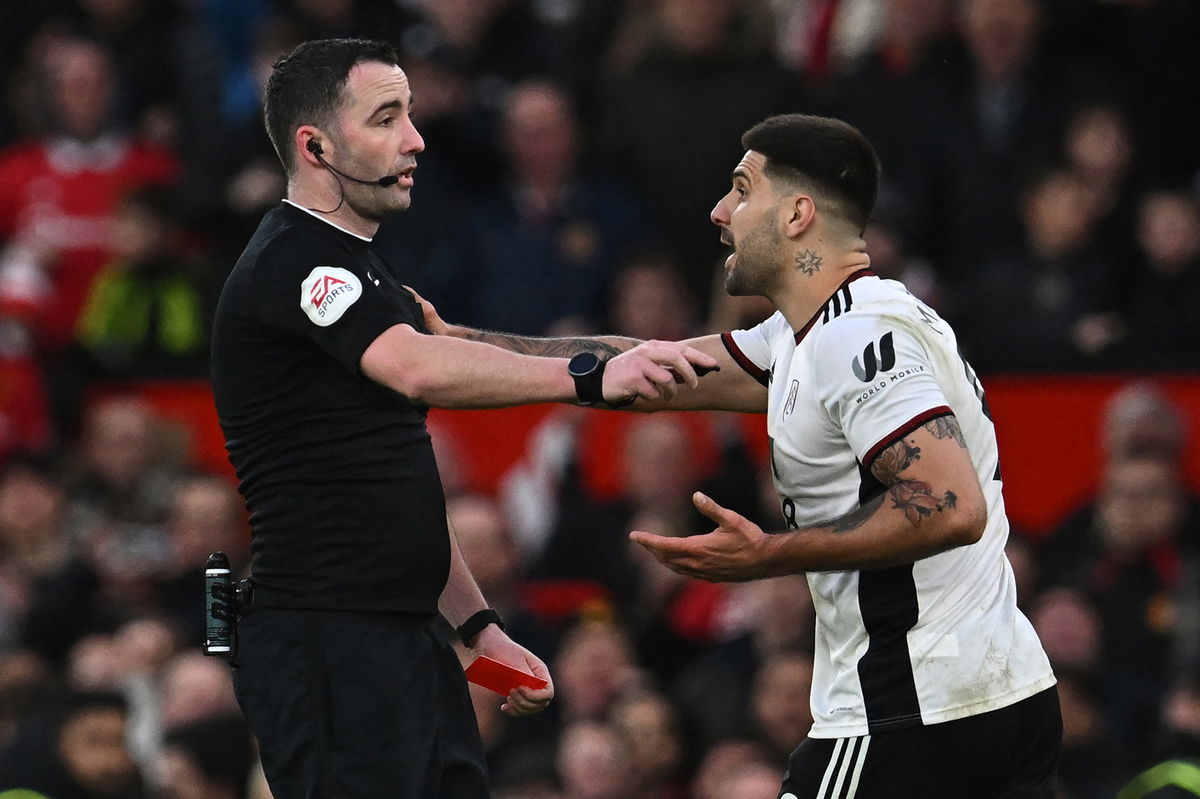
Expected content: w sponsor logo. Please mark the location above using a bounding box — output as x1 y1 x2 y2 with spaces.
852 332 895 382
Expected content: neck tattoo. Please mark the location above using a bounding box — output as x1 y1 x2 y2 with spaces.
796 249 823 276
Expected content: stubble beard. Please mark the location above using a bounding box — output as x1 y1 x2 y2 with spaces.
347 184 411 222
725 225 781 297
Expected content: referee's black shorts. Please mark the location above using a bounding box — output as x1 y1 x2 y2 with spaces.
779 686 1062 799
232 607 489 799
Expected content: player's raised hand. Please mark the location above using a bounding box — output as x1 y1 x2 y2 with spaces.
630 492 777 582
603 341 719 405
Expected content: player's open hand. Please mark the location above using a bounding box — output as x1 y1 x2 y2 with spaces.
603 341 719 405
630 492 777 582
473 625 555 717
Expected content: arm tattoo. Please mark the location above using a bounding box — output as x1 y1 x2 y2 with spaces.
459 330 632 358
827 482 957 532
887 480 959 527
795 249 823 276
831 426 959 533
923 415 967 449
870 438 921 484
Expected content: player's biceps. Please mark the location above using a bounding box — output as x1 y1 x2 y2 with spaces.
902 429 987 539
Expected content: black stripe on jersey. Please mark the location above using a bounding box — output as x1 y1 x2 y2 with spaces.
855 460 923 733
861 405 954 468
720 331 770 386
820 282 849 325
799 268 875 344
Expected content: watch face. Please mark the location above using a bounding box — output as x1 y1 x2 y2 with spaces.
568 352 601 377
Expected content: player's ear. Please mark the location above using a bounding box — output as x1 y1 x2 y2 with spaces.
783 194 817 238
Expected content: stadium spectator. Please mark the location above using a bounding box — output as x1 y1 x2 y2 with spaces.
598 0 802 314
709 759 786 799
607 250 698 343
75 187 211 380
552 617 643 725
929 0 1099 273
607 688 687 799
671 576 814 752
65 397 177 535
1042 455 1195 765
158 713 256 799
1115 189 1200 368
1054 668 1125 799
1030 587 1103 675
420 80 643 335
0 690 146 799
556 719 634 799
952 166 1120 370
748 650 815 765
690 738 774 799
1061 102 1140 261
0 456 70 650
0 36 178 352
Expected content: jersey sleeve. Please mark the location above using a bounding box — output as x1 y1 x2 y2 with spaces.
723 311 788 387
251 233 411 375
812 313 952 467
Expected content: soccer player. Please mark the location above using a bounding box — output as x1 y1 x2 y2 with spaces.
421 114 1061 798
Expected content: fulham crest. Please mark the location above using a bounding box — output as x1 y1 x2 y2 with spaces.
301 266 362 326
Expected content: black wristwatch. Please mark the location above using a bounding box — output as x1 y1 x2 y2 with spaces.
457 608 505 647
568 352 606 405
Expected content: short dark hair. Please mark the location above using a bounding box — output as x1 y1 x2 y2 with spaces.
741 114 881 232
263 38 401 175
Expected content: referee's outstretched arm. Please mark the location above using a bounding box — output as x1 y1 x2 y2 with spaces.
360 322 716 409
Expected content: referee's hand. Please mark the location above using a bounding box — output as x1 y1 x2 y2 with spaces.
473 625 555 716
603 340 719 405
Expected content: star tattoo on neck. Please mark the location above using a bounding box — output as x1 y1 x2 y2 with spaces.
796 249 822 276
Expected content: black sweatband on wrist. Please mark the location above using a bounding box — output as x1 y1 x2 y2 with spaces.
456 607 505 647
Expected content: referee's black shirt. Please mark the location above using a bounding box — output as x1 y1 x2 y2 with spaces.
211 202 449 615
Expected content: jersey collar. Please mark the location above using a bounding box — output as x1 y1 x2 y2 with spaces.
281 199 373 243
793 269 875 344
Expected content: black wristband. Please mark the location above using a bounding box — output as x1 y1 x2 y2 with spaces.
456 607 505 647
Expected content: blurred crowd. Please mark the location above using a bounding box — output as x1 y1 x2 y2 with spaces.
0 0 1198 797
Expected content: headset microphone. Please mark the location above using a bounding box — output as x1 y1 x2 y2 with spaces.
306 139 399 187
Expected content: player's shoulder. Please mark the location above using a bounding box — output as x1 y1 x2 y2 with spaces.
809 277 947 383
819 276 943 339
841 274 924 314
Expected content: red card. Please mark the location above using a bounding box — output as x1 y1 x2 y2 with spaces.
465 656 548 696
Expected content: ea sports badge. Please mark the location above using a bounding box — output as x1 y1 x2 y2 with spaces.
301 266 362 326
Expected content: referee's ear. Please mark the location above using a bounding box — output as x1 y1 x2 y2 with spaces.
296 125 328 170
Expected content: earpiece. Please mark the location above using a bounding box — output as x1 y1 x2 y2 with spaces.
305 137 399 188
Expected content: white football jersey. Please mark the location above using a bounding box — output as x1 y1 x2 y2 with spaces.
725 271 1055 738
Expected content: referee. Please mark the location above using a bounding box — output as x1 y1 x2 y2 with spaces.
210 38 715 799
